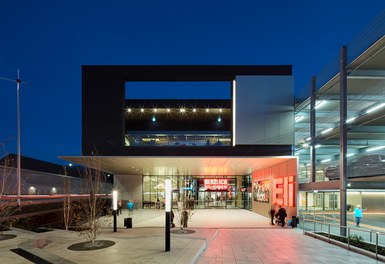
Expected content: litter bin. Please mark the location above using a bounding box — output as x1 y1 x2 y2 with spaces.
292 216 298 228
124 217 132 228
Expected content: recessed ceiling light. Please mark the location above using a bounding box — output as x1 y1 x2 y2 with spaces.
366 103 385 114
366 146 385 152
295 116 304 122
315 100 326 109
346 117 356 123
321 128 333 134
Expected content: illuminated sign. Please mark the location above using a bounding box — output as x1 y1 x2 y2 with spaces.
204 179 229 191
272 176 295 207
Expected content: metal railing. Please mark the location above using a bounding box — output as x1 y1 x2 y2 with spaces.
299 216 385 260
299 208 338 225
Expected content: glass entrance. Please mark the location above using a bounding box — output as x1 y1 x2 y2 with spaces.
197 191 228 208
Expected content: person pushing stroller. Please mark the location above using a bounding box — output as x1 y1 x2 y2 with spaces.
275 206 287 227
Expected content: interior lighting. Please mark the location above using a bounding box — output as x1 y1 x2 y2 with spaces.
153 108 158 113
306 137 311 141
295 116 304 122
166 108 171 113
315 144 321 148
321 159 331 163
127 108 132 113
219 109 223 113
366 146 385 152
152 115 156 122
140 108 145 113
315 100 326 109
217 116 222 122
206 108 209 113
366 103 385 114
303 143 309 148
180 108 186 113
192 108 197 112
346 153 355 157
346 117 356 123
321 128 333 134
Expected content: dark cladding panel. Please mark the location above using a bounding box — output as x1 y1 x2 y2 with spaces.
82 69 125 155
83 65 292 82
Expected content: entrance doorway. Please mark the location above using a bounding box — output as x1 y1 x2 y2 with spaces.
197 191 231 208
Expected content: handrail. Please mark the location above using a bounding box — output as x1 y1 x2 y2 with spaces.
300 217 385 260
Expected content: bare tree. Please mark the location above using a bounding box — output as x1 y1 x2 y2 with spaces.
62 167 72 231
175 175 194 231
73 156 111 246
0 142 18 233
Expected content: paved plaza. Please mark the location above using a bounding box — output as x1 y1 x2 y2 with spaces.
0 209 383 263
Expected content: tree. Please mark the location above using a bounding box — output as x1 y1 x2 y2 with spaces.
62 169 72 231
0 143 18 233
175 175 194 232
73 155 111 247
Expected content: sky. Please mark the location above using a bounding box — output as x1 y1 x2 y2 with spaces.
0 1 384 165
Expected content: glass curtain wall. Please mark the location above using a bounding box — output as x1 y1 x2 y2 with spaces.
314 81 341 183
294 98 311 184
142 175 248 209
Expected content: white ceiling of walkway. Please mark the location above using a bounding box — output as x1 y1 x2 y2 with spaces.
61 156 296 176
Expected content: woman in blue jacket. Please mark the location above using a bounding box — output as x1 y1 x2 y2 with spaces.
354 205 366 227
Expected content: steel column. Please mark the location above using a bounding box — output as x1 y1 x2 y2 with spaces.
310 76 316 183
339 46 348 236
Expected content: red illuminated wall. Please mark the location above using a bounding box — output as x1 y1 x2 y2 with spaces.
252 159 297 218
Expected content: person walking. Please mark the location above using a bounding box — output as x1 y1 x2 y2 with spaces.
127 200 134 217
268 206 276 225
117 199 122 215
354 205 366 227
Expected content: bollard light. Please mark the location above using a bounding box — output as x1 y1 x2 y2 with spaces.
112 190 118 211
165 179 171 212
112 190 118 232
165 179 171 251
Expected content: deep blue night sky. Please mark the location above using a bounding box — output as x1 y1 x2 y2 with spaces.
1 1 384 164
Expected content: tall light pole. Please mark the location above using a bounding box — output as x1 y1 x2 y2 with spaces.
0 69 25 206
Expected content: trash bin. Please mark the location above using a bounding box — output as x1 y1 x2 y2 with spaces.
292 216 298 228
124 217 132 228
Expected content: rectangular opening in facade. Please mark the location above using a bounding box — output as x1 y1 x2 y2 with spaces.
125 81 232 147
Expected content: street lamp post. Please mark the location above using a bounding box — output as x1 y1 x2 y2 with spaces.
0 69 25 206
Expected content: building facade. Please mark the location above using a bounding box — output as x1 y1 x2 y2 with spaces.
66 65 297 218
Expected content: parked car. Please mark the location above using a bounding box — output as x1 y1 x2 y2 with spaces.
325 155 385 180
